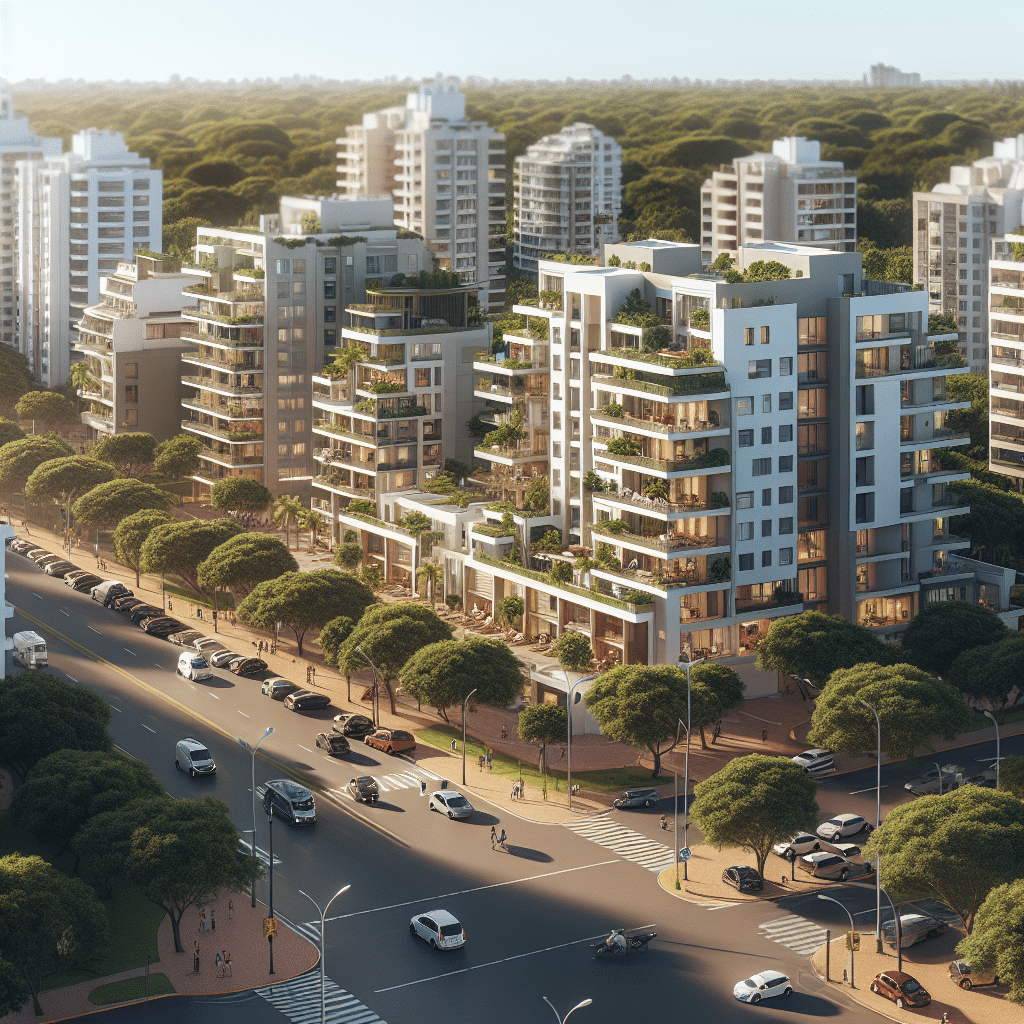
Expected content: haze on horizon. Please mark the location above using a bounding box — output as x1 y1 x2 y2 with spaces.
3 0 1022 87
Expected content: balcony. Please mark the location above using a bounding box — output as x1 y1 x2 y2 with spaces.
474 444 549 466
597 447 729 477
182 351 263 374
180 327 263 349
591 522 727 555
197 445 263 469
181 419 263 443
591 374 729 400
594 489 730 519
313 475 375 499
183 375 263 397
182 397 263 420
589 409 725 437
735 587 803 614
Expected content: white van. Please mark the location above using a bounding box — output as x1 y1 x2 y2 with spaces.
12 630 47 669
175 737 216 776
91 580 133 607
177 651 213 681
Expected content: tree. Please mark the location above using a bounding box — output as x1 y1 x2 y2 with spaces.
497 594 524 630
518 703 568 774
72 478 173 532
928 311 960 335
334 541 363 572
359 563 384 591
948 634 1024 719
690 662 745 745
346 498 376 515
0 346 36 415
153 434 202 479
807 662 972 761
0 854 109 1016
400 637 525 724
755 611 899 685
90 432 158 477
300 508 324 548
237 568 376 655
25 456 117 535
0 436 75 515
691 755 819 877
0 672 113 782
1000 755 1024 799
554 631 594 673
397 509 434 570
112 508 174 586
140 517 244 594
0 956 29 1018
416 560 444 608
864 787 1024 934
957 878 1024 1004
124 797 261 953
197 532 298 598
211 477 272 514
337 602 453 714
0 418 23 450
9 749 163 861
524 475 549 513
271 494 303 549
901 601 1008 678
68 361 99 403
947 480 1024 564
14 391 77 434
317 615 356 667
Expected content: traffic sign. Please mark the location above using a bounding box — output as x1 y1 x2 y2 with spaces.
263 916 279 940
679 847 691 862
846 931 860 951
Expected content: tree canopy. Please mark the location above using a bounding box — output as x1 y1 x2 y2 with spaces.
900 600 1009 678
947 480 1024 564
0 345 36 415
140 517 244 593
72 478 173 531
13 391 78 432
957 878 1024 1004
689 662 745 745
210 477 273 514
90 432 158 477
334 541 363 572
0 436 75 504
197 532 298 597
518 703 568 774
0 417 24 449
864 787 1024 934
112 508 174 585
554 631 594 673
691 755 819 877
947 633 1024 719
25 456 117 527
153 434 202 479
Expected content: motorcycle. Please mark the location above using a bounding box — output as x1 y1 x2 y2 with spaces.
592 927 657 960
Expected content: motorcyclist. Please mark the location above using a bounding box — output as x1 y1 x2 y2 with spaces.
604 928 628 954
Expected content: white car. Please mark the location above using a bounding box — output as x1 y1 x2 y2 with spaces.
772 832 823 858
409 909 465 950
816 813 872 841
428 790 474 820
733 970 793 1003
791 748 834 773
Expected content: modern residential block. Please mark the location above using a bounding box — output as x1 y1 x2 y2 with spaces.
988 229 1024 482
867 64 921 87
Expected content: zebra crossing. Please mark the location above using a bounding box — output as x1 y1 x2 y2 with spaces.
329 763 442 799
562 815 675 872
759 914 829 955
256 971 386 1024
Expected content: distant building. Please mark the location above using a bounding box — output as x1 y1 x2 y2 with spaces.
867 64 921 88
989 228 1024 483
513 123 622 273
701 137 857 263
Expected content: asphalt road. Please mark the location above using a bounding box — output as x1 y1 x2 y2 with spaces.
5 548 958 1024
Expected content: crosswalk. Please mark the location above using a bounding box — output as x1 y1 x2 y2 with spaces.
328 764 442 799
562 815 675 872
256 971 386 1024
759 914 828 955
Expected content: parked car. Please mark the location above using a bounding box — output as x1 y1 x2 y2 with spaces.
871 971 931 1009
208 649 238 668
797 851 853 881
791 748 834 773
772 833 823 858
142 617 188 638
612 787 661 809
8 538 31 552
192 636 222 651
948 960 998 990
34 553 63 568
904 764 965 796
722 866 764 892
733 970 792 1003
829 843 862 859
113 595 144 611
262 677 300 700
315 732 350 757
331 712 376 739
43 561 78 578
284 690 332 711
91 580 132 606
175 737 216 777
409 909 465 950
177 652 213 681
346 776 379 803
816 814 872 841
257 779 315 825
25 548 50 561
883 914 948 949
364 728 415 754
67 573 104 592
429 790 474 820
168 629 206 647
128 603 163 623
229 656 268 677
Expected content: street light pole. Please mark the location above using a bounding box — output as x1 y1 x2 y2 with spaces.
566 671 599 812
267 804 275 975
859 698 883 952
678 656 705 883
298 885 351 1024
817 894 856 989
542 996 593 1023
236 726 274 909
356 646 382 727
462 687 478 785
879 886 903 972
982 710 1000 789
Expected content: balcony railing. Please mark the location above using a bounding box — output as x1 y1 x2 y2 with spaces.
182 419 263 443
182 375 263 396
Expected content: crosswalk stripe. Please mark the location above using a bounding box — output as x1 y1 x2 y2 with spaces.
759 914 828 955
256 971 386 1024
563 816 674 872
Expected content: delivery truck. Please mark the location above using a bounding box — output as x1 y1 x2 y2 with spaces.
12 630 47 669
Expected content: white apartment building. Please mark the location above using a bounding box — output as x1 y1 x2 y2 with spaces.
702 137 857 263
15 129 161 385
513 123 622 273
75 252 191 440
867 64 921 87
913 136 1024 374
988 230 1024 483
336 82 507 312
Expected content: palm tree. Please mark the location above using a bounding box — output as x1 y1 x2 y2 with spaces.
416 560 444 609
272 495 303 549
300 508 324 549
68 361 99 409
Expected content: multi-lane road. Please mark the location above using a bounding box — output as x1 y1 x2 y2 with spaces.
6 546 1002 1024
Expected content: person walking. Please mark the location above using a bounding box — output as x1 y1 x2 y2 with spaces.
228 899 233 920
762 728 768 746
215 951 223 976
500 724 507 740
490 824 497 850
193 941 200 975
210 908 215 932
224 951 232 977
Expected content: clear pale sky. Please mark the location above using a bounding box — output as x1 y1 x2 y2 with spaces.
4 0 1022 84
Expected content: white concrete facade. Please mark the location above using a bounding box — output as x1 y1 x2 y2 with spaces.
988 231 1024 484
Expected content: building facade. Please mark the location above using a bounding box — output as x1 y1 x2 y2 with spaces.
701 137 857 263
867 64 921 87
988 230 1024 483
513 123 622 273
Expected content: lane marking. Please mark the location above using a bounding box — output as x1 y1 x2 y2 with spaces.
208 692 220 699
32 592 42 599
238 711 249 718
141 724 156 733
107 703 122 712
87 625 102 634
66 675 79 683
153 662 163 669
123 647 136 656
849 785 889 795
60 609 69 616
298 744 312 753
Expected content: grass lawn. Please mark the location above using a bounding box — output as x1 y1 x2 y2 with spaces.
87 973 174 1005
415 724 670 793
161 580 236 611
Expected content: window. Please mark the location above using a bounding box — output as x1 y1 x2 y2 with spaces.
276 259 289 275
739 522 754 541
292 260 305 274
124 409 138 426
323 257 337 275
779 517 794 535
324 282 336 299
124 385 138 403
780 547 793 566
779 357 792 376
324 306 336 323
738 429 754 447
799 389 826 418
779 424 793 442
856 456 874 487
762 550 772 567
761 520 772 538
744 327 754 346
779 485 793 503
760 325 770 344
736 491 754 509
856 384 874 415
738 553 754 571
779 392 793 411
856 421 874 450
124 362 138 379
748 359 771 379
779 456 793 472
415 368 431 388
752 458 771 476
736 396 754 416
855 492 875 524
761 426 772 444
762 395 772 413
762 488 772 506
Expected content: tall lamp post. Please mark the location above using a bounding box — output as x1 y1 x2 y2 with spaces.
817 894 856 989
542 996 592 1023
461 687 478 785
299 885 351 1024
566 671 599 812
879 885 903 972
859 698 883 952
675 656 705 884
356 646 381 727
982 710 1000 789
236 725 273 908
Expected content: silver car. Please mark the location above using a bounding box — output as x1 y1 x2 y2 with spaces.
429 790 474 820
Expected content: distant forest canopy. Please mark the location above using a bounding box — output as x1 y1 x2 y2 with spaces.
14 80 1024 255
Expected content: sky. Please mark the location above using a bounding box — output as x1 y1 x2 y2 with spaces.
4 0 1024 85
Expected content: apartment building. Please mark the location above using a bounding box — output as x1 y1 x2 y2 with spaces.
75 252 191 440
867 64 921 87
513 123 622 273
913 136 1024 374
336 81 507 311
702 137 857 263
988 230 1024 483
16 129 162 385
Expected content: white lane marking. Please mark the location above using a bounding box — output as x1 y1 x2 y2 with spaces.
208 692 219 700
142 724 156 734
850 784 889 795
238 711 249 718
66 675 79 683
87 625 102 634
123 647 136 656
107 704 122 712
32 592 42 599
153 662 163 669
328 860 621 925
60 609 69 616
298 744 312 753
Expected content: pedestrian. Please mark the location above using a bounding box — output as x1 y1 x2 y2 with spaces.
501 724 507 740
224 951 232 977
193 941 200 975
762 728 768 745
210 908 215 932
215 951 223 975
168 597 173 612
200 909 207 931
490 824 497 850
228 898 233 920
660 815 669 831
486 751 492 771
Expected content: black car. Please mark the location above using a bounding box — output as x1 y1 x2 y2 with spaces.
129 603 164 623
230 657 268 677
169 630 206 647
208 649 238 668
722 866 764 892
315 732 351 757
346 776 379 803
43 561 78 578
284 690 332 711
34 553 63 568
68 573 104 592
114 595 145 612
142 617 188 638
331 713 376 739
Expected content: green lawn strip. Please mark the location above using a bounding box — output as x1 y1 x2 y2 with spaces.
414 724 670 792
88 973 174 1005
160 580 236 611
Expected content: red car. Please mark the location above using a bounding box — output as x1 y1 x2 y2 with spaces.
870 971 931 1009
364 728 416 755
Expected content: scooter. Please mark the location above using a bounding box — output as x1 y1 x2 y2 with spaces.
592 927 657 959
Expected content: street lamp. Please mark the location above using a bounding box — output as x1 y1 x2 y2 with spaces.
675 656 705 884
859 698 883 953
236 726 273 908
982 710 1000 789
878 885 903 972
566 671 599 811
542 996 592 1023
817 894 856 989
461 687 478 785
355 645 381 727
298 885 351 1024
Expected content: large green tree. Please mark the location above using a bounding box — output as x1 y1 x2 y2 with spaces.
948 479 1024 563
901 601 1008 678
947 633 1024 719
153 433 202 479
689 662 745 745
553 631 594 674
518 703 568 774
0 346 35 415
691 755 819 877
399 637 525 723
90 432 158 477
271 494 303 549
0 435 75 514
72 478 173 532
0 673 113 782
238 568 376 656
210 477 273 514
864 787 1024 934
334 541 363 571
0 417 24 450
1000 755 1024 800
112 508 174 585
25 456 117 534
197 532 298 598
13 391 78 433
957 878 1024 1004
140 517 244 593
